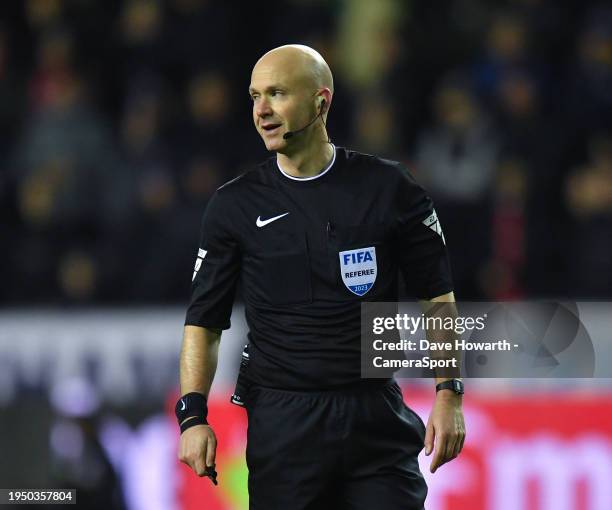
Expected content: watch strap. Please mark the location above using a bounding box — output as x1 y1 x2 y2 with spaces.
436 379 464 395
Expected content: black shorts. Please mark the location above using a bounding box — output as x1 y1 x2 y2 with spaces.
245 379 427 510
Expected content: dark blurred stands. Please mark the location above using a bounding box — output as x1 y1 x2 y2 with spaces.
1 0 610 304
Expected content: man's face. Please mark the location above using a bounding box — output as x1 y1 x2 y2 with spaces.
249 58 315 152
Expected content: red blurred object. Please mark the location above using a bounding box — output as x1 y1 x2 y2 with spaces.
413 390 612 510
172 387 612 510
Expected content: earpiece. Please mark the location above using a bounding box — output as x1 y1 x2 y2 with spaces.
283 97 328 140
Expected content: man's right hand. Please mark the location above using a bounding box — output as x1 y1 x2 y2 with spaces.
178 423 218 479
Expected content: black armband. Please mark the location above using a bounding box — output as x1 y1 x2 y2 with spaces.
175 392 208 433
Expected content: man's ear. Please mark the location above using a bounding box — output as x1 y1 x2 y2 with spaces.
317 89 332 115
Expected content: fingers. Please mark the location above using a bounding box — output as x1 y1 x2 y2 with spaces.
194 455 209 477
430 432 456 473
429 426 466 473
453 427 466 458
424 420 434 456
179 441 208 476
449 413 466 460
178 426 218 480
206 434 217 467
426 402 467 473
429 436 445 473
444 433 458 462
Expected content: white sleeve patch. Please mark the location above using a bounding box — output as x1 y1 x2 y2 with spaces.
192 250 208 281
422 210 446 245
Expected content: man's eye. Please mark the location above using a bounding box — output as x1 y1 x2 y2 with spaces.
250 95 259 101
271 90 283 97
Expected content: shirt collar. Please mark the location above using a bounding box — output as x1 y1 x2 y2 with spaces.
276 144 336 181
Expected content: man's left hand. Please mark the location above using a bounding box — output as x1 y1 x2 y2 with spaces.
424 391 465 473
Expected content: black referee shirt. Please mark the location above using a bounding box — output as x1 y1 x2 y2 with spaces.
185 146 453 389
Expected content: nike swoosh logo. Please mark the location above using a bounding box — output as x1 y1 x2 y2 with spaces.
180 399 186 411
256 212 289 228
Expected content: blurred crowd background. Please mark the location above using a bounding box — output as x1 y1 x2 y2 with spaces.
1 0 611 306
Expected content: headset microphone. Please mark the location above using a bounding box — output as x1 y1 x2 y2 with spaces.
283 99 326 140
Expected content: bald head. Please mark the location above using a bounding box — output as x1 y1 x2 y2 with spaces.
252 44 334 95
250 45 334 152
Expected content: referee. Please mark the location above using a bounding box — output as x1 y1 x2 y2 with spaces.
177 45 465 510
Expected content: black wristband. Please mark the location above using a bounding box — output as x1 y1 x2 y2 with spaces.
179 415 208 434
175 392 208 432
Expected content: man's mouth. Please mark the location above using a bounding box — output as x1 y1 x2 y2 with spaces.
261 123 282 133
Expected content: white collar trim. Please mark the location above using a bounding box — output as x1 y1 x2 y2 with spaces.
276 144 336 181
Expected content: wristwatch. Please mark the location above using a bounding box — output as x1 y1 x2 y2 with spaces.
436 379 464 395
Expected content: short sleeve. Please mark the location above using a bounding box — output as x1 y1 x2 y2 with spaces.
393 166 454 299
185 191 241 329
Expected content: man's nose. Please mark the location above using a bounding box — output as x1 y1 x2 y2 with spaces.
255 98 273 118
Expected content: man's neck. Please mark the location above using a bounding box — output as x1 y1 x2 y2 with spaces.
276 137 334 179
